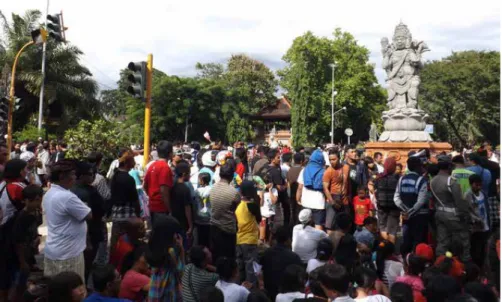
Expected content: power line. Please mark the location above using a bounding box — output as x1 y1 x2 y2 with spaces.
79 56 119 88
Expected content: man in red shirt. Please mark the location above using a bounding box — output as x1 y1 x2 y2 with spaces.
144 141 174 224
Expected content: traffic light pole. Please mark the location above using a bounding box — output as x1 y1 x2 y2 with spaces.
8 41 35 159
37 0 50 131
143 54 153 168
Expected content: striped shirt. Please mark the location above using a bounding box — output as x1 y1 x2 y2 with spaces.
210 181 240 234
182 264 219 302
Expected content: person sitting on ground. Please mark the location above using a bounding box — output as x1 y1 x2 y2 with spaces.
306 238 332 274
118 245 150 301
85 264 129 301
182 246 219 302
414 243 434 267
292 209 329 264
423 275 461 302
292 267 328 302
330 213 357 272
200 286 225 302
318 264 355 301
376 241 403 288
146 214 185 301
354 217 378 252
276 264 309 302
389 283 413 302
110 217 146 273
259 226 303 300
47 271 87 302
215 257 251 302
433 241 465 281
352 267 391 302
395 254 426 302
464 282 498 302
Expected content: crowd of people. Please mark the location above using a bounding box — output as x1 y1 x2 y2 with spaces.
0 138 500 302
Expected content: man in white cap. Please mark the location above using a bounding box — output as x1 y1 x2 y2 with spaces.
199 151 217 186
292 209 328 263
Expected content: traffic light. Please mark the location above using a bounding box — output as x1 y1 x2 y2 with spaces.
126 61 147 101
47 14 64 42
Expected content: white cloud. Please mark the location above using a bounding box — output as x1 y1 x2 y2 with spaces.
2 0 500 89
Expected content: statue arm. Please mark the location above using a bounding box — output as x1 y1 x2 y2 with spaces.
382 53 391 71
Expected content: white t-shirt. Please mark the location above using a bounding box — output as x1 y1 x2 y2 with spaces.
383 260 404 287
376 163 384 174
276 292 309 302
292 224 328 263
355 295 391 302
215 280 249 302
306 259 327 274
281 163 290 179
43 184 91 260
298 169 325 210
261 188 278 218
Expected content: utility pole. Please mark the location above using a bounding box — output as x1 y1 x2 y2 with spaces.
37 0 50 131
329 63 337 144
143 54 153 168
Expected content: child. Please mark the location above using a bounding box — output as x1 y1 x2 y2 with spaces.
119 245 150 301
434 241 465 281
306 238 332 274
395 254 427 302
353 186 375 228
195 172 212 247
353 267 390 302
12 185 44 300
259 183 278 243
215 257 251 302
235 181 261 285
395 163 403 176
465 174 490 268
376 241 403 288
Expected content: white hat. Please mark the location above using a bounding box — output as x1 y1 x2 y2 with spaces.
20 151 35 162
298 209 312 224
202 151 216 167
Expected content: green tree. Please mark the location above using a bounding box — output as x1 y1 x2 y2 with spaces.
279 29 385 147
64 119 136 169
420 51 500 148
0 9 99 134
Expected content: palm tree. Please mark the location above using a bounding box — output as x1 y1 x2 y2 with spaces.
0 9 99 134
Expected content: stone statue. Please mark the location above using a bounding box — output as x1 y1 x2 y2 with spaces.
369 123 378 142
379 22 432 142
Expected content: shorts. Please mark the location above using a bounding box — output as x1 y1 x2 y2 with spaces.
311 209 326 226
378 208 400 235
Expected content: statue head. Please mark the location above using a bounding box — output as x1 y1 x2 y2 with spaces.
393 22 412 49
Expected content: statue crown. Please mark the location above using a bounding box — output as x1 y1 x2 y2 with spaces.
393 22 412 39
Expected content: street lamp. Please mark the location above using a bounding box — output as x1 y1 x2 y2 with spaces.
328 62 337 144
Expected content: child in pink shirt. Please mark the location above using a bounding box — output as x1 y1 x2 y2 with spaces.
396 254 426 302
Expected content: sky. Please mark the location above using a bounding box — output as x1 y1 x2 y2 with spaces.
2 0 501 92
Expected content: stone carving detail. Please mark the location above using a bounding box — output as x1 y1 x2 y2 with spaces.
379 22 432 142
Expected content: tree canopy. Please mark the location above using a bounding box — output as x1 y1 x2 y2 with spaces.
419 51 500 148
278 29 385 147
101 54 278 144
0 10 99 134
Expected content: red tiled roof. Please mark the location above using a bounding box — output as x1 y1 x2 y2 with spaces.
253 96 291 120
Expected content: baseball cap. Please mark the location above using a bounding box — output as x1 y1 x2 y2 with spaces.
415 243 434 262
298 209 312 224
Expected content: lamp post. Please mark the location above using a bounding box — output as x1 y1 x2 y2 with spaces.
328 62 337 144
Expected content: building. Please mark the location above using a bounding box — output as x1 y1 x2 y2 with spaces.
252 96 292 146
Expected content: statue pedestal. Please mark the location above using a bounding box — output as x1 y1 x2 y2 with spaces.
364 141 452 165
